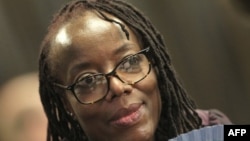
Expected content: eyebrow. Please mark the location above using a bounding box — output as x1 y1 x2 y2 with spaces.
69 62 92 81
113 43 133 56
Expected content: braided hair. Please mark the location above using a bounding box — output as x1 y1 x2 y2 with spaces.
39 0 201 140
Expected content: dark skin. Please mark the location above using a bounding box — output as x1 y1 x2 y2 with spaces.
49 11 162 141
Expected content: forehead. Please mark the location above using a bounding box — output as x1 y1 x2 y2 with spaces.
52 10 127 47
48 10 141 77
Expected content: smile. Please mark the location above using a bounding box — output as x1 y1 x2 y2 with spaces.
109 103 143 128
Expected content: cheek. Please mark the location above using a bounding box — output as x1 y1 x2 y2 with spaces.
139 69 162 117
66 94 87 117
143 69 160 100
66 94 102 125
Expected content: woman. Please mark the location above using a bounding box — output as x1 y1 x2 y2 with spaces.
39 0 201 140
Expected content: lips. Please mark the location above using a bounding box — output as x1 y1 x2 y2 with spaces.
109 103 143 128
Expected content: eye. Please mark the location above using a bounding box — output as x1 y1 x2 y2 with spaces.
127 55 140 66
77 74 96 88
118 54 142 73
74 74 98 95
74 74 107 94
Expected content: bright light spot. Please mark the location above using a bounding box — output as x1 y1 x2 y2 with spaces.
55 26 71 46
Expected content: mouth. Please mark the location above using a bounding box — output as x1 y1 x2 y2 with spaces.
109 103 143 128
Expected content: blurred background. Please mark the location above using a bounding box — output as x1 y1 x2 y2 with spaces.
0 0 249 124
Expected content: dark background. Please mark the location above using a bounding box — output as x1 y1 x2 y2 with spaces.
0 0 249 124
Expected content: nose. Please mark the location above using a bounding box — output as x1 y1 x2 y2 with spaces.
105 76 133 102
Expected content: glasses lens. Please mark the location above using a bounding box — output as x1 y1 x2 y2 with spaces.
74 74 108 103
116 53 150 84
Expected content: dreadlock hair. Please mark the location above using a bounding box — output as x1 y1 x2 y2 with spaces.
39 0 202 141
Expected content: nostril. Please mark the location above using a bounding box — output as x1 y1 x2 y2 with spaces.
123 84 133 94
105 88 132 102
109 93 117 101
105 77 133 102
105 90 122 102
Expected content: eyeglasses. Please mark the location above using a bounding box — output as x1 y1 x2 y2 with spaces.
54 47 151 104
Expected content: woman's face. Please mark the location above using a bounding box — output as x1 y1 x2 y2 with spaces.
50 11 161 141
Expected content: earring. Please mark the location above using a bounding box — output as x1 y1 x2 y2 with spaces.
66 111 73 117
67 111 78 121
